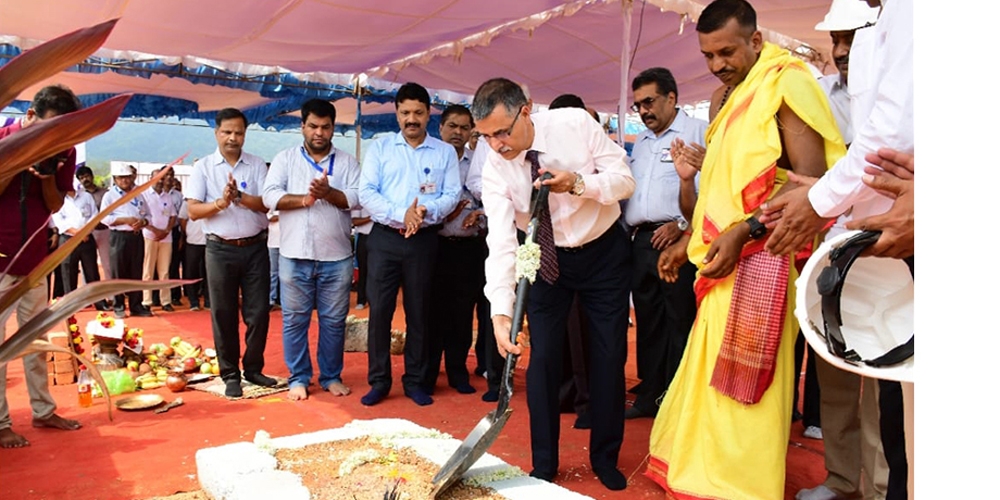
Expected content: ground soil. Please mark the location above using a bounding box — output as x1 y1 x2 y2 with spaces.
275 438 507 500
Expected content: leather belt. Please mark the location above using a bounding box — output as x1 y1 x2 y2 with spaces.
634 221 669 233
557 225 615 253
374 223 443 236
206 231 267 247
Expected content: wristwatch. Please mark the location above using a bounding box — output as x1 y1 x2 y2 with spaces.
570 173 585 196
745 216 767 240
676 218 689 232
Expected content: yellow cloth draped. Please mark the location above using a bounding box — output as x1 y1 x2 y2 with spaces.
646 43 846 500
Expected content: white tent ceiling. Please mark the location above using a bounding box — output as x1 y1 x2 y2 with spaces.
1 0 838 120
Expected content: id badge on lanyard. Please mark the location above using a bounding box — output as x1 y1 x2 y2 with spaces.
419 167 436 194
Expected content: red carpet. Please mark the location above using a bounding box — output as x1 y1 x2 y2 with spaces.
0 293 824 499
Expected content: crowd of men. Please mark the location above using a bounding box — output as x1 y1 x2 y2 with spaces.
2 0 914 498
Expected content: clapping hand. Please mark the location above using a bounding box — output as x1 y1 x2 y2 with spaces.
671 138 705 181
403 197 427 238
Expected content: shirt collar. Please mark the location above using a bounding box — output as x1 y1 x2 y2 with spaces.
210 148 247 168
638 108 688 142
299 144 337 164
526 115 549 158
393 131 431 150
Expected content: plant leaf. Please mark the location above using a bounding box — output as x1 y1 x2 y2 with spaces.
0 94 132 185
0 19 118 110
0 156 182 315
20 340 114 422
0 279 193 365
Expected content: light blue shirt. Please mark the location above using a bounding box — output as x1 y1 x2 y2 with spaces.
439 149 484 237
359 132 460 229
623 110 707 227
262 145 360 262
184 149 269 240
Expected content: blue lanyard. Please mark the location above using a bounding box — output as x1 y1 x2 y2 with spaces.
300 147 334 176
116 186 140 207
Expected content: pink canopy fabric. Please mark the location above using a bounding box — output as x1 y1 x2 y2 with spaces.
1 0 839 116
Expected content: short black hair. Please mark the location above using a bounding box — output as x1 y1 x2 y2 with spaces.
301 99 336 123
30 85 81 117
440 104 473 125
696 0 757 37
75 165 93 178
549 94 586 110
395 82 431 110
471 78 528 122
631 67 678 100
215 107 248 128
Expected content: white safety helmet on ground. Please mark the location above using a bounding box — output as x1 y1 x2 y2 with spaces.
796 230 913 382
815 0 880 31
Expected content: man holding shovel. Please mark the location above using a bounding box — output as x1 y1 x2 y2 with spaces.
471 78 635 491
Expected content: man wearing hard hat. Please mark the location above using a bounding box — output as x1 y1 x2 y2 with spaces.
796 3 889 500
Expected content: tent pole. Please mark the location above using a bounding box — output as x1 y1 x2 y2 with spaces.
355 90 362 159
617 0 633 148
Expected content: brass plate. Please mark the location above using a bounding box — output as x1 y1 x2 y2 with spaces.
114 394 165 411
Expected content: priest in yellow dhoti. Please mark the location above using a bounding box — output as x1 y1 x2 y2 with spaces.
645 1 846 499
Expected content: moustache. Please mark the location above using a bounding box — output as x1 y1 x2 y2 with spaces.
405 123 421 128
641 113 656 122
714 69 732 79
834 55 849 67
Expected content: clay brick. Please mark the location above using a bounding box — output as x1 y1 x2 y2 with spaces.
52 371 77 385
46 331 70 347
53 359 77 374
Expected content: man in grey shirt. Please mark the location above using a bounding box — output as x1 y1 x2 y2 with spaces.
185 108 274 398
263 99 361 401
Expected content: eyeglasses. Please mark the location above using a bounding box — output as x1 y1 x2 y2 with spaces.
631 94 663 113
479 107 523 141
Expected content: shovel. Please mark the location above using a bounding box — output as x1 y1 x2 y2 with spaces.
430 173 553 498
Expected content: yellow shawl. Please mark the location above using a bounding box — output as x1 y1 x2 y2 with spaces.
688 42 846 270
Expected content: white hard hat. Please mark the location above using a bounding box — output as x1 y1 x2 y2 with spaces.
110 163 135 176
796 230 913 382
815 0 880 31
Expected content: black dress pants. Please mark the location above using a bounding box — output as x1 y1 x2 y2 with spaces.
426 236 485 389
59 234 101 295
793 332 822 427
169 226 184 302
355 232 369 306
184 243 208 306
205 238 270 383
365 224 439 393
109 230 145 312
525 224 630 475
880 379 909 500
629 229 697 413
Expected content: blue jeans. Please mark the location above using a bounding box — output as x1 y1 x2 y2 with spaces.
279 255 353 389
268 247 280 306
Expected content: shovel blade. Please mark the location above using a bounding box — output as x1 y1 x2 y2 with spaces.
430 407 513 498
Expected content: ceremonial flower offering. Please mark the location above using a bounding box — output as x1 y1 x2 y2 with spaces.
514 241 541 283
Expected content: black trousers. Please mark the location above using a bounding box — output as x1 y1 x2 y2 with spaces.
558 295 590 418
59 234 101 296
184 243 208 306
426 236 486 389
355 232 369 306
880 379 909 500
629 229 697 412
525 224 630 475
109 230 145 312
205 238 270 383
169 226 184 301
793 332 822 427
365 224 439 393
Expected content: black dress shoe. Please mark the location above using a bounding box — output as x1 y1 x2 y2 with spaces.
131 307 154 317
225 380 244 398
481 389 499 402
529 469 555 482
162 304 175 312
624 406 656 419
244 372 277 387
114 308 127 319
573 413 591 429
594 467 627 490
94 301 111 311
171 299 183 306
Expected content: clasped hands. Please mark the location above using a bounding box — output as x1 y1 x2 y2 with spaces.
403 197 428 238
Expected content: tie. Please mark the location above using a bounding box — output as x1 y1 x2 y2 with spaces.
526 150 560 284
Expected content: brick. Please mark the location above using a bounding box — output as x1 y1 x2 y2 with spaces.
53 359 77 374
46 331 70 347
52 372 77 385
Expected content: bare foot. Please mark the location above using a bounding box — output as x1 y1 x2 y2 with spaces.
326 381 351 396
0 427 29 448
287 386 308 401
31 414 82 431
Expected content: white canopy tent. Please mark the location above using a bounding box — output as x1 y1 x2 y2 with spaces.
1 0 838 129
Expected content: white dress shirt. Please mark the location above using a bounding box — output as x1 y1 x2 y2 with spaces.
467 145 488 200
482 108 635 317
53 188 99 235
178 203 206 245
266 208 280 249
262 145 360 262
101 185 150 232
184 149 269 240
623 110 707 227
818 74 853 144
142 188 177 242
351 208 374 235
439 149 484 237
808 0 913 234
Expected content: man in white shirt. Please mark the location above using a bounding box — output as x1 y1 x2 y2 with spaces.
52 179 103 305
263 99 361 401
140 166 177 312
472 77 635 491
178 202 209 310
101 164 153 318
266 207 280 310
185 108 274 398
761 2 913 498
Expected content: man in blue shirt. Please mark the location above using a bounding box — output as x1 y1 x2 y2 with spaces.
358 82 461 406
